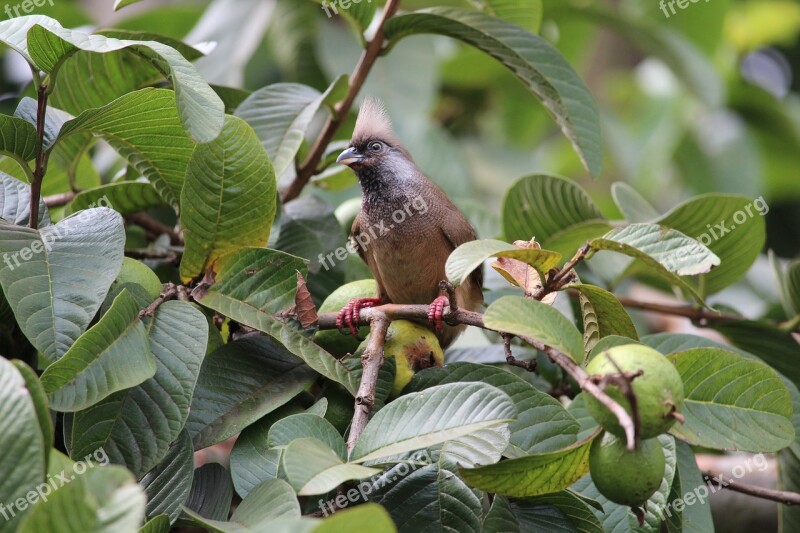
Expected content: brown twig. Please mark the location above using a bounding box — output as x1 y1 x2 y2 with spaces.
548 243 590 290
281 0 402 203
346 316 390 454
139 283 178 319
319 304 639 451
502 333 537 372
29 83 49 230
615 296 742 324
43 191 77 208
702 471 800 506
126 212 182 245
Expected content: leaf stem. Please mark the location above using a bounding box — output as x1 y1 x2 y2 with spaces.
281 0 402 203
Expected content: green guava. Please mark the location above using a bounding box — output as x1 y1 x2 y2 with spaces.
590 432 666 507
377 320 444 397
585 344 684 439
115 257 163 300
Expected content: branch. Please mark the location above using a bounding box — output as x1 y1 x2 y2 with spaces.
43 191 76 208
319 303 640 451
615 296 743 324
346 316 390 454
29 83 49 230
124 249 179 262
280 0 402 203
702 470 800 506
125 212 182 245
139 283 178 319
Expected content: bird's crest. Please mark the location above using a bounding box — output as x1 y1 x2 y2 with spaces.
352 97 399 145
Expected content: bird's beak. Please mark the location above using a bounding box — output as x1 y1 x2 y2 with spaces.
336 147 364 167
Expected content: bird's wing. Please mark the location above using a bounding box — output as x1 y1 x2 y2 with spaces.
438 202 484 298
351 214 389 300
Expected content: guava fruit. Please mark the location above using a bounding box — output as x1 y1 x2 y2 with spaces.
585 344 684 439
589 432 666 507
371 320 444 397
115 257 163 300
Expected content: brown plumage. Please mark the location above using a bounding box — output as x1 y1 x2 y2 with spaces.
335 97 483 348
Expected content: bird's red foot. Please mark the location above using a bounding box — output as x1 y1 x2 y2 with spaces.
427 295 449 333
336 298 383 336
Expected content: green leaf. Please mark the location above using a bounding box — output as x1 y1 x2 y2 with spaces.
787 260 800 317
183 464 232 522
70 301 207 475
140 515 170 533
508 491 605 533
65 182 165 216
235 78 346 178
195 248 360 394
182 478 299 532
19 464 147 533
459 432 598 497
445 239 561 286
482 496 518 531
469 0 543 33
186 334 317 450
0 358 46 532
367 460 482 533
115 0 145 10
40 290 155 411
656 194 767 294
570 283 637 356
56 89 194 208
351 382 515 463
229 403 307 499
484 295 584 363
610 182 659 223
502 174 603 244
283 438 380 496
139 431 194 524
274 195 345 274
593 223 720 276
269 414 346 460
385 9 602 177
711 321 800 390
0 208 125 362
543 220 613 260
672 440 714 533
668 347 794 452
407 363 579 456
11 360 53 468
0 114 38 170
0 171 49 226
779 449 800 533
179 115 277 281
26 22 224 142
589 223 719 302
310 0 377 34
314 504 396 533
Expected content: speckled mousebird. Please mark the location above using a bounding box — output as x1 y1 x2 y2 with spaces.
334 97 483 348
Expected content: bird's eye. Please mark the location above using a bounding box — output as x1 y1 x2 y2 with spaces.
368 141 382 152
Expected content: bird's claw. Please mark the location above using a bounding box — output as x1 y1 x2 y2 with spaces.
428 295 449 333
336 298 383 337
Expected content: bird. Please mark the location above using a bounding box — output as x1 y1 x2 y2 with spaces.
334 97 483 349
